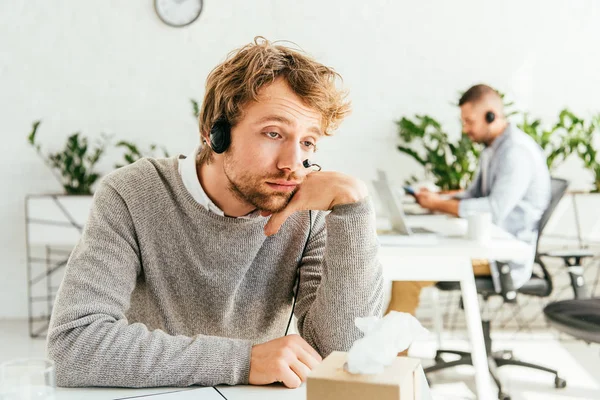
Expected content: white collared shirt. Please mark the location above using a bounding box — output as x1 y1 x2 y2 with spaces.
178 146 260 219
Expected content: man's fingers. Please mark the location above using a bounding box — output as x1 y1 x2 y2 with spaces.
289 360 311 384
279 367 302 389
294 339 322 363
296 347 321 370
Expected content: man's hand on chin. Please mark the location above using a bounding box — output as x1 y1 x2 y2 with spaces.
262 171 369 236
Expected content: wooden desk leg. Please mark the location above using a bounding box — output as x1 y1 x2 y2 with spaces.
459 258 495 399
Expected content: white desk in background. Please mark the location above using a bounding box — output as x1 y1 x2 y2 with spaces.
379 214 532 400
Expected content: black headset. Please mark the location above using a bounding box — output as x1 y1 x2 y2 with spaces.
485 111 496 124
209 118 232 154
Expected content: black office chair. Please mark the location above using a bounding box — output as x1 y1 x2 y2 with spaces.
538 248 596 299
544 298 600 344
426 178 569 400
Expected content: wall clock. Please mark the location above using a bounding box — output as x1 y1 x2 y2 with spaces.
154 0 203 28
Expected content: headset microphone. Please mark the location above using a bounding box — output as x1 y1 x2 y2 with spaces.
302 159 322 171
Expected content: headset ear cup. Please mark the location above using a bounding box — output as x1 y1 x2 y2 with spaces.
485 111 496 124
209 119 231 154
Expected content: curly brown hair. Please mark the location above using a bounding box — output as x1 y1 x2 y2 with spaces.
197 37 351 165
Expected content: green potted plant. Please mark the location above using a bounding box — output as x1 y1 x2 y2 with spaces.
396 115 481 191
566 112 600 192
518 109 586 172
28 120 172 190
27 121 109 195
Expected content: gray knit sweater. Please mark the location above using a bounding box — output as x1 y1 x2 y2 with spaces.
46 157 384 388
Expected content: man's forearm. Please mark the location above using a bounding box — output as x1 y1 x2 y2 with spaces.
295 200 384 356
48 317 252 387
432 198 460 217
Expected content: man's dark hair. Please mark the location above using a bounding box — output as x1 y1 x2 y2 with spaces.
458 84 499 106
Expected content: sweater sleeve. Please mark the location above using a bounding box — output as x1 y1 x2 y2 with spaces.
294 197 384 356
46 182 252 388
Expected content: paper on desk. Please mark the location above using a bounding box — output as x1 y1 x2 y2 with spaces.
143 387 223 399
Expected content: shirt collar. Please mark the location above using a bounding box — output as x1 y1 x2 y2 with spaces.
178 146 261 219
489 123 513 151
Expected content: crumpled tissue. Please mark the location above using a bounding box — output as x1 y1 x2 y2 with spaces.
346 311 428 375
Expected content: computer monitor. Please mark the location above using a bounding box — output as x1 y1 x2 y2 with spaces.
372 170 414 235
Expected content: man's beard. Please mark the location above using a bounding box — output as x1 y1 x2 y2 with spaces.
223 158 299 213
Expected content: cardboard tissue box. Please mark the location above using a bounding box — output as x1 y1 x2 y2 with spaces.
307 351 425 400
307 312 431 400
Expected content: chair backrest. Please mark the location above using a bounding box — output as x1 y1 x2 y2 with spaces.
538 177 569 238
526 178 568 297
533 177 568 263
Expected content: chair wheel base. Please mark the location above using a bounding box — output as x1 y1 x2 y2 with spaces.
555 376 567 389
495 350 513 360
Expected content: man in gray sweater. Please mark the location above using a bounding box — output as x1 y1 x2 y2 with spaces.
46 37 384 389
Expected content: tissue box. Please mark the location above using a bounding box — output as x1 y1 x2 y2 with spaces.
307 351 424 400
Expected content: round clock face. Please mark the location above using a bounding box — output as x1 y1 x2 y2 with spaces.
154 0 203 27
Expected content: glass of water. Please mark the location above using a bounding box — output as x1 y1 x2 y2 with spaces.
0 359 55 400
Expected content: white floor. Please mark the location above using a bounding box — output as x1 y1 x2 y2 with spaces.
2 320 600 400
412 333 600 400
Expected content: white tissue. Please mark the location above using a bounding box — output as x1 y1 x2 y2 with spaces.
346 311 428 375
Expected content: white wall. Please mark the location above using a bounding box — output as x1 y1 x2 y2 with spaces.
2 0 599 318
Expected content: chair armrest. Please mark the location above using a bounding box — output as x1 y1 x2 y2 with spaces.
540 250 596 268
541 249 596 258
496 261 517 303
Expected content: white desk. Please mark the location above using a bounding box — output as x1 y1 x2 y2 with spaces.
53 379 432 399
53 386 201 399
380 214 532 400
53 385 302 400
216 384 305 400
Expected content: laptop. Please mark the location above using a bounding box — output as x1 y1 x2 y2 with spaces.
373 170 439 245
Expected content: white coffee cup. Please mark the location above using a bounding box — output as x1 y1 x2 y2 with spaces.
467 212 492 243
